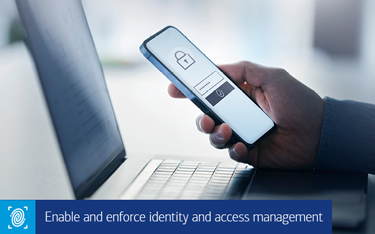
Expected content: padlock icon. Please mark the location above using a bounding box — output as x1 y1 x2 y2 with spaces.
175 51 195 70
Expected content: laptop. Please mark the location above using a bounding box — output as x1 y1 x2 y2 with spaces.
16 0 368 229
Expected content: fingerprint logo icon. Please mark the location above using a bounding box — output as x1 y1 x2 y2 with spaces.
1 201 34 233
10 208 25 227
7 206 29 230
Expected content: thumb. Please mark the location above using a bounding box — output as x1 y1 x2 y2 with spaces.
219 61 272 88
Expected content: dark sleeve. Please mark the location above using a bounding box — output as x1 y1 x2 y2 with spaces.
315 97 375 174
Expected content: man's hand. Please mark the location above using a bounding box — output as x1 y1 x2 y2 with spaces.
168 61 325 170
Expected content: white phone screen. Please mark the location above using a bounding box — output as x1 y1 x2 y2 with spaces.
146 27 274 144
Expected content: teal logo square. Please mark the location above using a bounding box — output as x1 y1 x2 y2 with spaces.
0 200 35 234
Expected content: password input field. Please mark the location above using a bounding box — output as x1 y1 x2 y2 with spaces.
194 71 224 96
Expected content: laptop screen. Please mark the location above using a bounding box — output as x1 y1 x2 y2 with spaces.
16 0 125 198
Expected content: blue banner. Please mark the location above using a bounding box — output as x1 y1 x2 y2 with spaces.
1 200 331 234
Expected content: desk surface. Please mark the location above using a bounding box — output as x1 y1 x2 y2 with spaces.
0 43 374 233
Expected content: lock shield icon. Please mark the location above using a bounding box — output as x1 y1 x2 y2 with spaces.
175 51 195 70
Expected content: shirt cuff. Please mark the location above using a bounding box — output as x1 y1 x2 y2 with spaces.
315 97 375 174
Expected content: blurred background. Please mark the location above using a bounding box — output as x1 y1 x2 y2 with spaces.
1 0 375 160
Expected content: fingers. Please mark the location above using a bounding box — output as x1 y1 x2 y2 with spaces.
196 114 232 149
209 124 232 149
168 83 186 98
228 143 248 162
219 61 271 88
195 115 259 165
196 114 215 133
229 143 259 167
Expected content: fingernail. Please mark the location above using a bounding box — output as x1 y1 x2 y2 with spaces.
213 126 225 141
229 145 239 160
196 114 205 133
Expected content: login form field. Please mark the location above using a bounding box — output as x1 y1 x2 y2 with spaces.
145 27 274 144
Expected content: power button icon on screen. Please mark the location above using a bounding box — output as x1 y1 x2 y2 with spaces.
175 51 195 70
216 89 225 98
206 82 234 106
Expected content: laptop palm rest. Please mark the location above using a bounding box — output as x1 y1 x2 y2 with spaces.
244 169 368 229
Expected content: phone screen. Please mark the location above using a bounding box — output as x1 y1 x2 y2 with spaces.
145 27 274 144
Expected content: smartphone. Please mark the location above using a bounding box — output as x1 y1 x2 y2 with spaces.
140 26 275 150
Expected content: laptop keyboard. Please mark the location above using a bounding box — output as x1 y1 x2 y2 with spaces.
136 160 255 200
